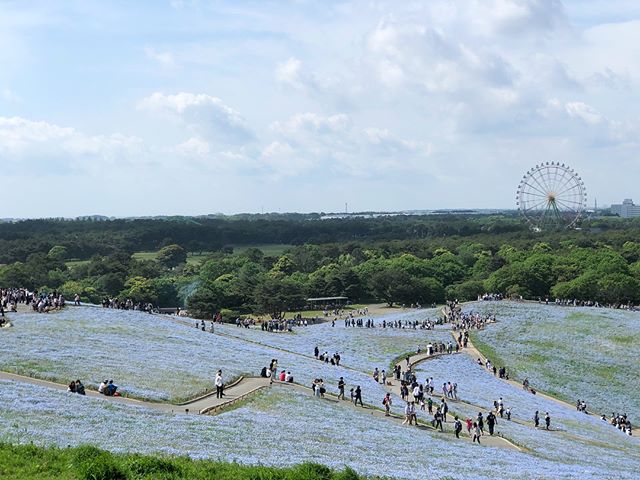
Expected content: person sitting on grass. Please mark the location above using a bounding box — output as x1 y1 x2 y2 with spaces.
105 380 118 396
75 380 86 395
98 380 108 394
67 381 76 393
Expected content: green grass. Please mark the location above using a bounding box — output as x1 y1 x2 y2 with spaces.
231 244 292 257
131 251 209 266
65 259 90 268
131 244 292 266
0 443 367 480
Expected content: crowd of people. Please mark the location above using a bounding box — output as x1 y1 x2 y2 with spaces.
313 347 342 366
605 413 633 436
1 288 66 313
101 297 156 312
551 298 638 310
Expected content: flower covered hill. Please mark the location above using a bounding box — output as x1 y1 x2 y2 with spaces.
467 301 640 418
413 353 640 469
211 308 452 373
0 307 394 404
1 379 638 480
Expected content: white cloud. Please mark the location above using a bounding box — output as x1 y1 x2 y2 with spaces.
1 88 21 103
175 136 210 156
565 101 603 125
138 92 254 144
144 47 175 67
0 116 143 173
271 113 350 136
265 112 433 177
275 57 304 90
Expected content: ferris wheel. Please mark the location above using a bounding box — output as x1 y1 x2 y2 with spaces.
516 162 587 230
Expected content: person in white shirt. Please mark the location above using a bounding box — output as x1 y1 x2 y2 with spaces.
215 370 224 398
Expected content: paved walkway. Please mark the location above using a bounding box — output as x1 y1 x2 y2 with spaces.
384 349 524 451
0 370 271 415
453 330 588 414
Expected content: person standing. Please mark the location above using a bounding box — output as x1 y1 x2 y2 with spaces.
487 411 497 436
338 377 345 400
477 412 484 434
534 410 540 428
383 393 392 416
215 370 224 399
545 412 551 430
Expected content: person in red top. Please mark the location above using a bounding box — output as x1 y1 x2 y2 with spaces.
279 370 286 382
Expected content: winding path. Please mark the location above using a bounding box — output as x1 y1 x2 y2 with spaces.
0 370 271 414
385 350 525 451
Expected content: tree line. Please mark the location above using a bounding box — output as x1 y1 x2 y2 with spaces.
2 214 640 318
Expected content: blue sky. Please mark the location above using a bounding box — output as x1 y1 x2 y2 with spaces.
1 0 639 217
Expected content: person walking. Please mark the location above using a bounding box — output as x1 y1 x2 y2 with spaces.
403 401 412 425
215 370 224 399
354 386 363 407
383 393 392 416
410 401 418 426
338 377 345 400
441 399 449 422
477 412 484 434
434 408 443 431
454 416 463 439
472 422 481 443
534 410 540 428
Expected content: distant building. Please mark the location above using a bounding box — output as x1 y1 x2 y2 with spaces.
610 199 640 218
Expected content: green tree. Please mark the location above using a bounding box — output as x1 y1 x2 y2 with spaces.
253 275 306 319
156 245 187 268
48 245 69 261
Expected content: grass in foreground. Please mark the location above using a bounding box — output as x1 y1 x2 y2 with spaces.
0 443 366 480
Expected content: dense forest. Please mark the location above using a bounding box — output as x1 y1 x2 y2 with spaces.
2 214 640 318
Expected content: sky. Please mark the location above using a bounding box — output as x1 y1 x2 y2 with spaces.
1 0 639 217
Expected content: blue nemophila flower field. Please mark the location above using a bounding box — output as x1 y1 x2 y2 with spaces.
414 352 639 468
0 307 393 404
212 307 451 373
467 301 640 417
1 379 638 480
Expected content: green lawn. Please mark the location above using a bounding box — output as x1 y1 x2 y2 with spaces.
65 259 91 268
130 244 291 265
231 243 292 257
0 443 364 480
132 251 208 266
